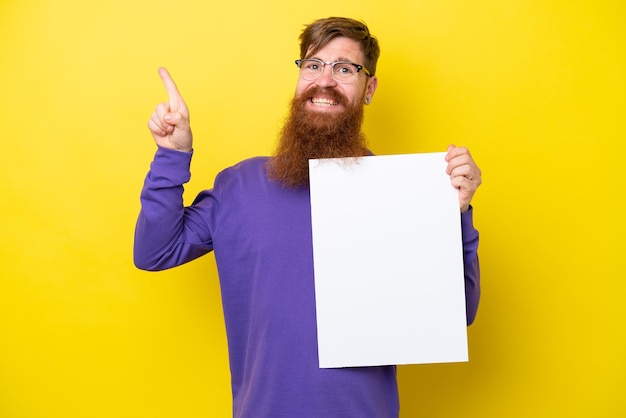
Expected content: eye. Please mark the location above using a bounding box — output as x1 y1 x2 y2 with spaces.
335 63 355 75
303 60 320 71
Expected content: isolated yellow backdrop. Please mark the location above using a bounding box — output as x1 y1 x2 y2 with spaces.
1 1 624 417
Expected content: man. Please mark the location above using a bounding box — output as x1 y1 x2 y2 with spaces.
135 17 482 418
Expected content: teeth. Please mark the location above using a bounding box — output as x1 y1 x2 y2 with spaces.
312 97 338 106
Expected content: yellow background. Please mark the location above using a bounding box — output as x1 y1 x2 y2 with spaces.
1 0 624 417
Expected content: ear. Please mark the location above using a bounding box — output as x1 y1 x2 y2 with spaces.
364 75 378 103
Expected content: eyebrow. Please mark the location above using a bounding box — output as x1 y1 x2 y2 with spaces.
309 55 356 63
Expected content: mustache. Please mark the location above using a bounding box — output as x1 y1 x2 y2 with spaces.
296 86 349 107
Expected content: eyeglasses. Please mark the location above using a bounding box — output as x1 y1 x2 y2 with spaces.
295 58 371 84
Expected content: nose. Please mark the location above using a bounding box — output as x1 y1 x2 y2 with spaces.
315 64 337 87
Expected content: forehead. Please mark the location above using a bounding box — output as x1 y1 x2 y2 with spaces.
305 37 364 62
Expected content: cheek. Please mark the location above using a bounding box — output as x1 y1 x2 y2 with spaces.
346 87 366 105
295 80 312 97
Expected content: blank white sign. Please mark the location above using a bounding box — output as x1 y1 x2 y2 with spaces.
309 153 468 368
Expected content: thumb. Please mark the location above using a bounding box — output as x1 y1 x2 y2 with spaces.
445 144 455 161
164 111 190 131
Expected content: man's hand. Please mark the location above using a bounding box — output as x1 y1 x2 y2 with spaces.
147 67 193 152
445 145 482 213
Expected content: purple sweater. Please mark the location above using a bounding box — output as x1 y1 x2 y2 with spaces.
134 147 481 418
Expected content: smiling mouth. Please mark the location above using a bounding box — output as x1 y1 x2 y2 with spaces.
311 97 339 106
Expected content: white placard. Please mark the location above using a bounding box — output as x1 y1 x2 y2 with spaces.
309 153 468 368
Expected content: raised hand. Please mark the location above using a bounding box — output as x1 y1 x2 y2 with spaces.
147 67 193 152
445 145 482 213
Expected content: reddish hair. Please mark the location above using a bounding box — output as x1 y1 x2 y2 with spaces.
299 17 380 76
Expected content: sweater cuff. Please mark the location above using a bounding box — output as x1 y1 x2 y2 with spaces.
149 146 194 185
461 205 478 241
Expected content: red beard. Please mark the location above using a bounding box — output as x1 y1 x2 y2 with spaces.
267 86 368 188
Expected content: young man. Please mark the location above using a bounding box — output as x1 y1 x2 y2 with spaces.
135 16 482 418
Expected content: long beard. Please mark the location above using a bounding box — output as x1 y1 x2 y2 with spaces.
268 87 368 188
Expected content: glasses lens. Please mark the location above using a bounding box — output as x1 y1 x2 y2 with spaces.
332 62 358 82
299 59 323 80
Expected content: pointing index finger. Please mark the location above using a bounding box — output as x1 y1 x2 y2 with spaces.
158 67 184 103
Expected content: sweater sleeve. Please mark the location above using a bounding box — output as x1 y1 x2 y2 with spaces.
133 147 215 271
461 207 481 325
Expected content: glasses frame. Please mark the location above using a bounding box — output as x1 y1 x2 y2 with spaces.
295 58 371 83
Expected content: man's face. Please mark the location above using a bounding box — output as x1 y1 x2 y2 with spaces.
267 36 378 187
294 36 378 116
